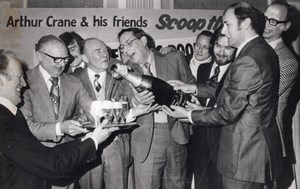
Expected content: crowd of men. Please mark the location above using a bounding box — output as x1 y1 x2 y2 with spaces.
0 1 299 189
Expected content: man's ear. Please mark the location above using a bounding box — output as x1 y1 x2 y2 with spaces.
282 21 291 32
140 36 148 47
241 18 252 30
81 54 89 64
36 51 43 62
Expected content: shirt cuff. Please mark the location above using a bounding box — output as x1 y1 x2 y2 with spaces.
126 109 136 123
55 122 64 136
89 136 98 150
188 110 194 124
194 85 199 96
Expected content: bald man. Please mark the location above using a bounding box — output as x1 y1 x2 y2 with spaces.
20 35 96 188
72 38 131 189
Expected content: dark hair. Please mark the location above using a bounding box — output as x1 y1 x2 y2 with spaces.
59 31 84 54
224 2 265 35
210 25 224 46
196 30 213 41
35 35 65 52
117 28 156 49
0 49 17 77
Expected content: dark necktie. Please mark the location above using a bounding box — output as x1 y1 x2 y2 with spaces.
94 74 102 92
142 62 153 76
49 77 60 120
209 65 220 84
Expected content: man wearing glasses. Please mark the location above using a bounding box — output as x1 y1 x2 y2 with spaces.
20 35 95 188
117 28 195 189
263 1 299 188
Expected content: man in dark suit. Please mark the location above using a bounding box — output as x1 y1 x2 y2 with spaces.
0 49 117 189
263 1 299 188
117 28 195 189
163 2 283 189
20 35 96 188
72 38 131 189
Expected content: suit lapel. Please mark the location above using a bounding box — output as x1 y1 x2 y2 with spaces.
59 74 72 120
153 51 167 79
31 67 57 119
80 68 97 100
105 72 115 100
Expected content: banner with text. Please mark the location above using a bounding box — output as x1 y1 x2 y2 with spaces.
0 8 223 68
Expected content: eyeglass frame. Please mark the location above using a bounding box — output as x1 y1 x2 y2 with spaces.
118 38 139 53
265 16 289 26
39 51 72 64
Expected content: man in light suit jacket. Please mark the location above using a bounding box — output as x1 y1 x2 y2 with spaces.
263 1 299 188
0 49 117 189
117 28 195 189
164 2 283 189
20 35 95 187
72 38 131 189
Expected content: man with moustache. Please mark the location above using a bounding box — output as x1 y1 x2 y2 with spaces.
20 35 95 188
263 1 299 188
0 49 118 189
163 2 282 189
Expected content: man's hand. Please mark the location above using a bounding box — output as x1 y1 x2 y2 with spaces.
60 120 88 136
162 105 189 120
168 80 197 94
131 103 161 117
132 87 155 105
77 109 88 122
159 46 176 54
185 101 209 111
92 119 119 144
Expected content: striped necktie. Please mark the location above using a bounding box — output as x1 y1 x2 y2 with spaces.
49 77 60 120
94 74 102 92
209 65 220 83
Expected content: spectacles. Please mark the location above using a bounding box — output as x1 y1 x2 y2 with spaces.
119 38 138 52
40 51 72 64
265 16 288 26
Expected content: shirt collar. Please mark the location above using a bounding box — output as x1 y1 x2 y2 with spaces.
0 96 17 115
235 35 259 58
145 50 155 66
191 55 212 66
268 37 283 49
87 67 107 84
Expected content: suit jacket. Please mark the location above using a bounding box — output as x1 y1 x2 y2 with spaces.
0 105 97 189
128 50 196 162
191 37 282 183
274 41 299 160
20 66 94 147
72 59 124 101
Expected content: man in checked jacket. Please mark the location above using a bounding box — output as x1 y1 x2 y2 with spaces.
263 1 299 188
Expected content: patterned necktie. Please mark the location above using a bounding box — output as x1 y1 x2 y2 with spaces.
49 77 60 120
209 65 220 83
142 62 153 76
94 74 102 92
